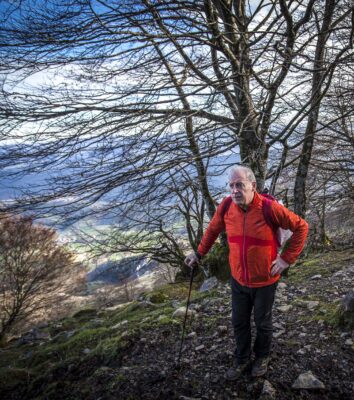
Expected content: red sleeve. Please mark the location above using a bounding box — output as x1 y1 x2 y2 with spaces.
197 198 228 256
271 201 309 264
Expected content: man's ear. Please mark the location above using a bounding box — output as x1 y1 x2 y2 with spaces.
252 181 257 191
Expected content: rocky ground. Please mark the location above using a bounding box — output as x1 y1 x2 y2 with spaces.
0 249 353 399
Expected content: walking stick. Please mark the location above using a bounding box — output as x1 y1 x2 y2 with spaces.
176 264 196 369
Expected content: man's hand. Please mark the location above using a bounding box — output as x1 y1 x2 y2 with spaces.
270 254 289 276
184 252 200 269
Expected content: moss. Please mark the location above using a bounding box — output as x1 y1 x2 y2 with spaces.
91 334 133 364
0 367 33 392
147 291 169 304
88 366 115 383
28 327 112 368
331 306 354 330
0 345 27 370
286 249 354 284
152 282 199 301
288 260 335 283
296 300 354 330
284 339 300 348
71 308 98 321
109 302 152 326
155 315 180 326
204 242 230 282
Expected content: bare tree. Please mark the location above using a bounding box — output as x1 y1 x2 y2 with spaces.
0 0 352 269
293 0 353 217
0 214 75 342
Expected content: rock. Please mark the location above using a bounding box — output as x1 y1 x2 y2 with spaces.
172 307 197 319
310 274 322 280
306 301 319 310
273 322 284 329
111 320 128 329
187 331 197 339
277 305 293 312
259 380 276 399
137 300 158 309
278 282 287 290
344 339 353 346
195 344 205 351
297 300 319 310
342 290 354 312
190 303 201 311
292 371 325 390
65 330 76 339
172 300 181 308
20 328 51 343
275 293 287 302
273 330 285 338
199 276 219 292
217 325 228 334
83 348 91 355
90 318 104 327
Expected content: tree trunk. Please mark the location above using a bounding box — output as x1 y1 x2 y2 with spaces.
294 0 336 217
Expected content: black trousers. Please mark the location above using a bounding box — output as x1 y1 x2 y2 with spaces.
231 277 277 363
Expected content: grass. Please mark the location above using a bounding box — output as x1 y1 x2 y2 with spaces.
1 248 351 398
286 248 353 284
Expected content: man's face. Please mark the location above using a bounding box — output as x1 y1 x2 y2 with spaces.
229 170 256 208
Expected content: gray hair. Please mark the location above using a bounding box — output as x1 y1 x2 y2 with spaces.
229 165 256 183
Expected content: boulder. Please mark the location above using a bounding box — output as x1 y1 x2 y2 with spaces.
342 290 354 312
172 307 197 319
292 371 325 390
199 276 219 292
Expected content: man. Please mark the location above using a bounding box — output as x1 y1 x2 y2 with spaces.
185 165 308 380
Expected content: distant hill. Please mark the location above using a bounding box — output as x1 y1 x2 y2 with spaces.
87 256 158 284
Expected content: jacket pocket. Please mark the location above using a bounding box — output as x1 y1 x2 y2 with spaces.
247 245 273 284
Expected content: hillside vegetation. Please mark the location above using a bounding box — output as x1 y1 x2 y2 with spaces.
0 248 353 400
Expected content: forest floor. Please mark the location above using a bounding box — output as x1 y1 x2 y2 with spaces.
0 248 353 400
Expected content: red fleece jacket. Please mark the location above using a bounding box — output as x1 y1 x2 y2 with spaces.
197 192 309 288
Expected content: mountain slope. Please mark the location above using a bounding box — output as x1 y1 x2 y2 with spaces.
0 249 353 399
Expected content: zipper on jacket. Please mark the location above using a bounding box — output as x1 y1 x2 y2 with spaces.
242 210 250 286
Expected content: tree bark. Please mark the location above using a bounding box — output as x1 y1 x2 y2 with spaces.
294 0 336 217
